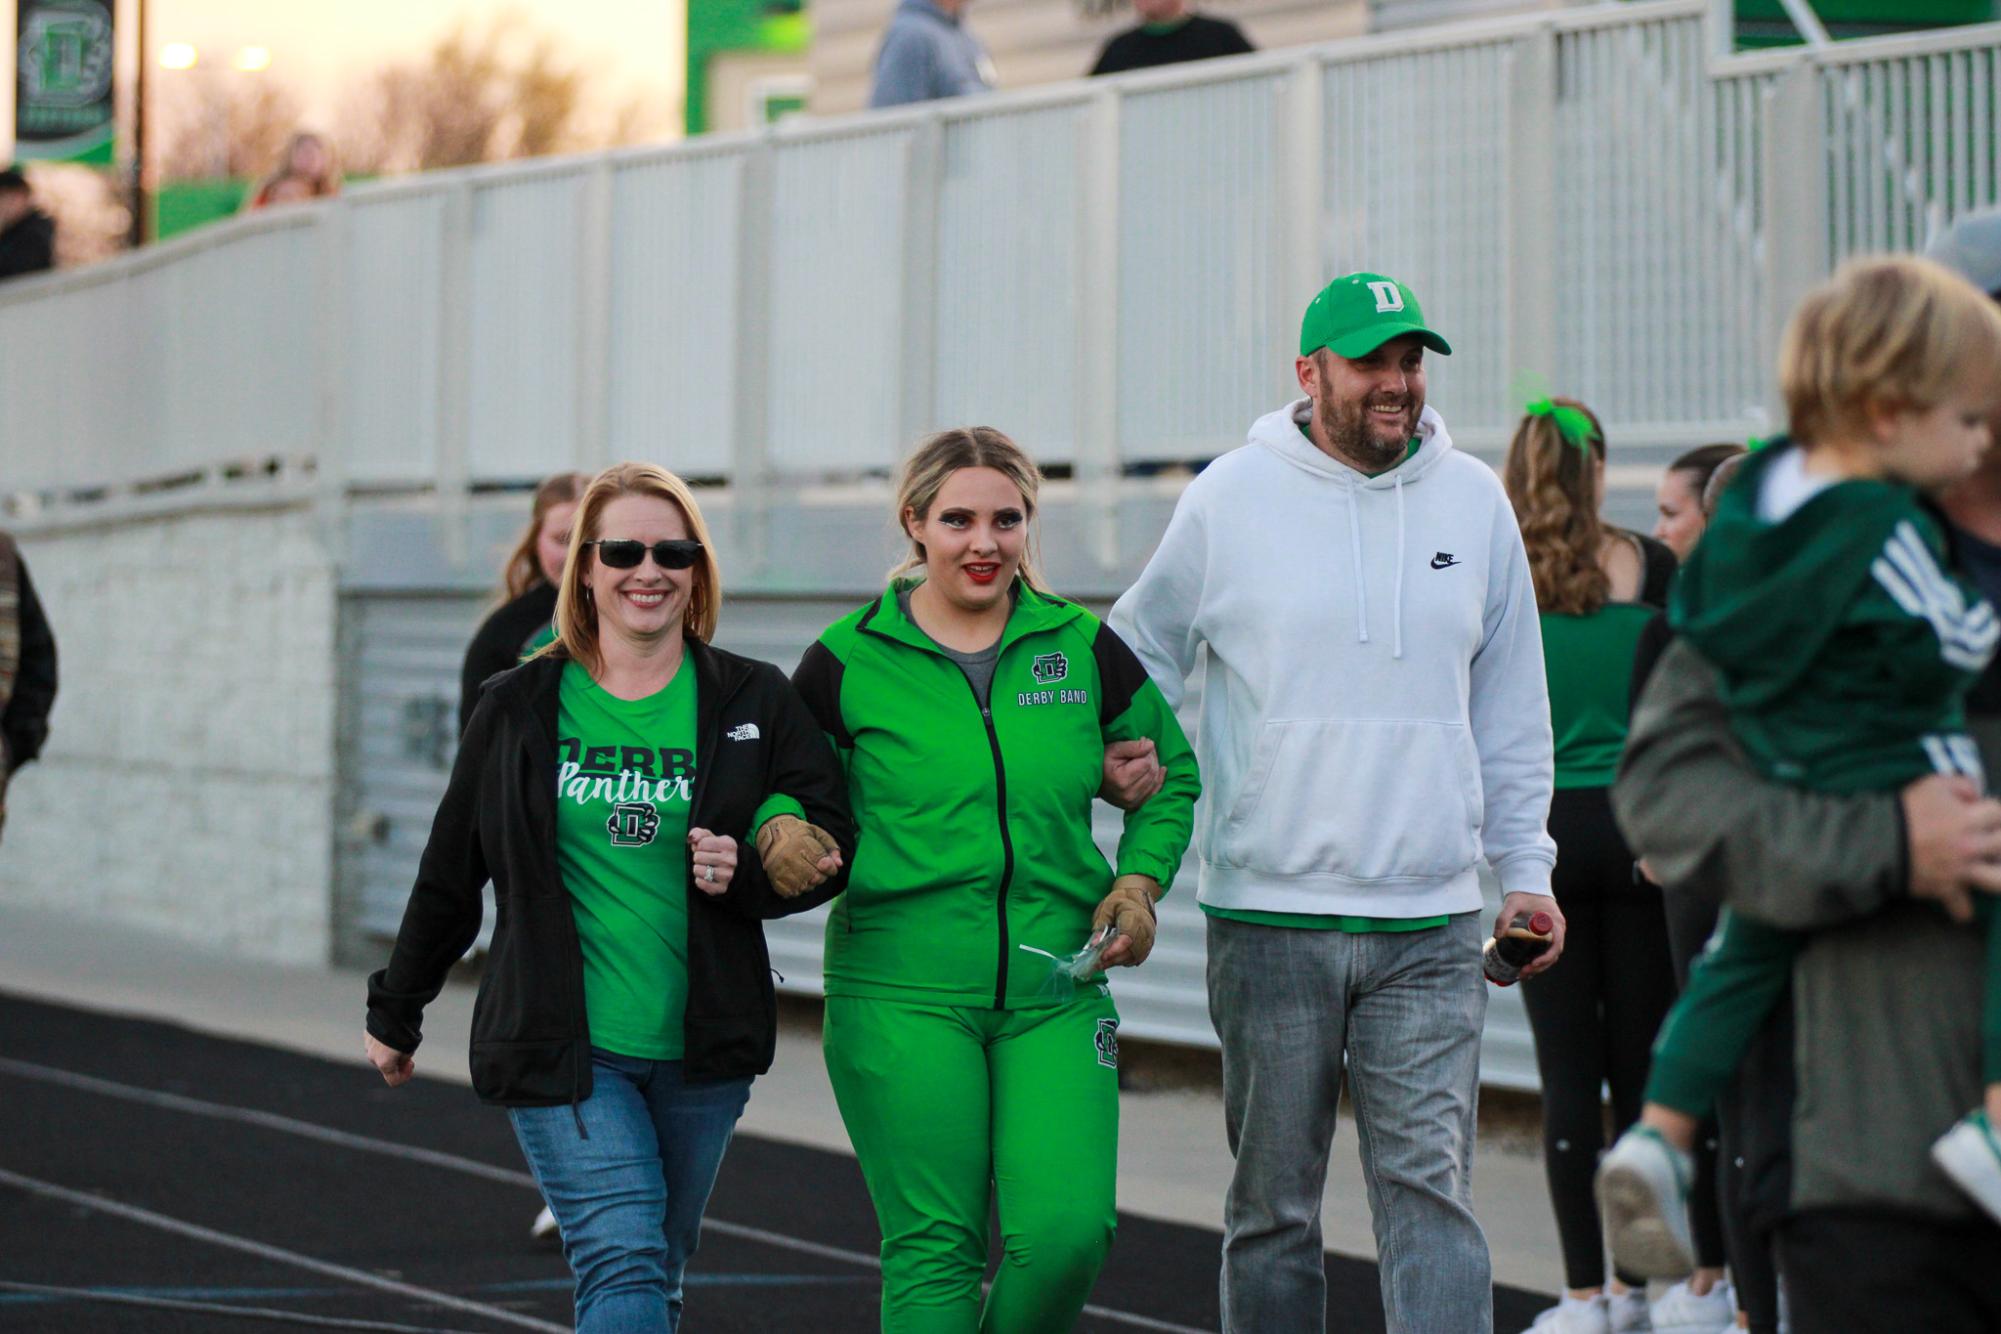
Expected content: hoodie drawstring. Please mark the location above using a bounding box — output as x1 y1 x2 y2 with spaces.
1393 473 1406 661
1346 487 1370 645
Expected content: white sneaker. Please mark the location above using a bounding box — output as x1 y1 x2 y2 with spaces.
1649 1279 1735 1334
1596 1126 1697 1279
1606 1287 1653 1332
1932 1108 2001 1223
529 1204 560 1244
1520 1293 1612 1334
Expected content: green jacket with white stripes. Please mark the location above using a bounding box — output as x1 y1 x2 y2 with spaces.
1670 437 1998 795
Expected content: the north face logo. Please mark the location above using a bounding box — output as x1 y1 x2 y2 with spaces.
726 723 760 742
607 803 660 847
1031 652 1068 685
1094 1017 1119 1069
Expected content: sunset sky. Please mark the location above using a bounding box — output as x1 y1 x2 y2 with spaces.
4 0 688 159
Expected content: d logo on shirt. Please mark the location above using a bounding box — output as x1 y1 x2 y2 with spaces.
607 802 661 847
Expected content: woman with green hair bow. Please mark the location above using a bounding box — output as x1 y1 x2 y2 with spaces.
1500 395 1686 1334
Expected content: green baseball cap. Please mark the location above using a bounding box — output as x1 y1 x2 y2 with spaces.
1299 272 1453 359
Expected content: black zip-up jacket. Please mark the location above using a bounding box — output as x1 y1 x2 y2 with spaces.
1 539 56 768
366 640 854 1105
0 209 54 281
459 583 558 737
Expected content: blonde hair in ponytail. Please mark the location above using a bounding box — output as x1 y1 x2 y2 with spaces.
1502 397 1610 617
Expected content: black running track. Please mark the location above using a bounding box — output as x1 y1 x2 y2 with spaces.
0 993 1551 1332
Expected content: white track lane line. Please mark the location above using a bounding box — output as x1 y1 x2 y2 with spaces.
0 1056 1216 1334
0 1166 569 1333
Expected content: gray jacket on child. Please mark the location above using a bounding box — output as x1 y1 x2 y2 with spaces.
1615 637 1988 1219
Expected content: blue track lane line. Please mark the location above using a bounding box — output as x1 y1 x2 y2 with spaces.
0 1055 1217 1334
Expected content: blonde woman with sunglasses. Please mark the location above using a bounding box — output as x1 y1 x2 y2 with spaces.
366 462 854 1333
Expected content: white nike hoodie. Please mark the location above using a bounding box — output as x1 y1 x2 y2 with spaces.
1109 399 1555 916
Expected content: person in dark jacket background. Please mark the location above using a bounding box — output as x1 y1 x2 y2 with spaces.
457 470 587 1245
0 168 55 281
459 471 587 736
0 530 56 842
1089 0 1253 76
366 462 854 1334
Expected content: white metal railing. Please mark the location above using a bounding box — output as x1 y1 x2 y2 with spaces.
5 0 2000 552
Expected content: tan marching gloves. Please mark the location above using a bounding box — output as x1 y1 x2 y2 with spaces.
1092 874 1161 966
754 814 842 898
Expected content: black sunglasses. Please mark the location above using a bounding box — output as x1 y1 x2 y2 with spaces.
585 538 704 570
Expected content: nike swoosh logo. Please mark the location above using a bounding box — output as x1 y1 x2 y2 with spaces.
1430 554 1459 569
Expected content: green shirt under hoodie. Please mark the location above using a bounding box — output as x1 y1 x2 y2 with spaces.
792 580 1200 1009
1671 440 1998 795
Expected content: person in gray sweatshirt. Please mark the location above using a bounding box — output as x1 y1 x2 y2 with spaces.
868 0 995 109
1112 273 1562 1334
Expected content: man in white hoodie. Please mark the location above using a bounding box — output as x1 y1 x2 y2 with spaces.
1110 272 1563 1333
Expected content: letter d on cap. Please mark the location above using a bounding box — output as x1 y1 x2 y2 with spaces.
1367 281 1404 313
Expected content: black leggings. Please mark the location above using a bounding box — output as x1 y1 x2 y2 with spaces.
1522 786 1678 1291
1662 883 1789 1332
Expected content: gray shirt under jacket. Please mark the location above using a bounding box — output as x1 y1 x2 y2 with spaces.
869 0 993 109
897 586 1001 708
1613 637 1987 1220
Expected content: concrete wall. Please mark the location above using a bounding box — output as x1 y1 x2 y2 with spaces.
0 498 340 965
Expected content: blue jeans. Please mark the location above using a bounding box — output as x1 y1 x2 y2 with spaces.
1207 911 1492 1334
509 1050 752 1333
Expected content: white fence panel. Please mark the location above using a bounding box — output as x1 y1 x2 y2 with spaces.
932 102 1090 463
2 1 1997 525
466 171 585 480
767 127 914 475
1119 74 1289 462
342 192 447 485
1823 35 2001 261
1702 68 1778 429
608 149 746 478
1323 43 1512 439
0 271 137 492
1553 14 1768 432
145 222 319 476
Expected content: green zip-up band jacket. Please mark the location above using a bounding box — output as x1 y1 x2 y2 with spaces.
792 580 1200 1009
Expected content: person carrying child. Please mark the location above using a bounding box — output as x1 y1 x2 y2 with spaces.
1596 255 2001 1294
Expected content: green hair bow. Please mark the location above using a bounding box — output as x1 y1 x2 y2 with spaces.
1524 397 1600 454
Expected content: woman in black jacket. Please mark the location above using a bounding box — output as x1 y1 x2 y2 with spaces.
458 471 586 737
366 462 854 1334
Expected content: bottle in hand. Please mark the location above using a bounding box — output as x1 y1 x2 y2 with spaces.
1483 911 1555 986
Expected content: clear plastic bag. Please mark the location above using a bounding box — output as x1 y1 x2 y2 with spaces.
1018 924 1123 999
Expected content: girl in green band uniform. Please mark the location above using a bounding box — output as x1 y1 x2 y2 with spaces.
793 428 1200 1333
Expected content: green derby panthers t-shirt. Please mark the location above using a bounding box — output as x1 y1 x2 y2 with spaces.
556 659 697 1059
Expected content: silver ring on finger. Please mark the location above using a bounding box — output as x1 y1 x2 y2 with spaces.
703 864 716 883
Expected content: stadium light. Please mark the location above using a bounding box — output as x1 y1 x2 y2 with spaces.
234 46 271 73
159 42 197 69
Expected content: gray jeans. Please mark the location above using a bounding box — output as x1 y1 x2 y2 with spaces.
1208 911 1492 1334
